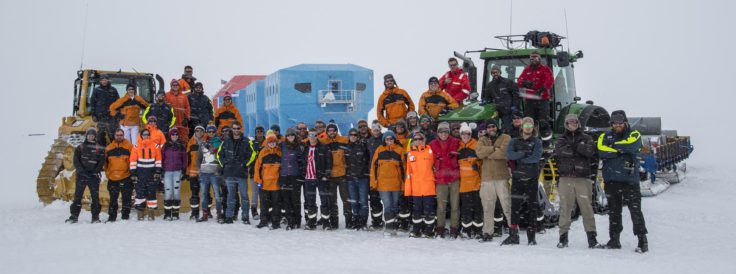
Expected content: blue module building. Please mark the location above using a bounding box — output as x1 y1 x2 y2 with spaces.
253 64 373 135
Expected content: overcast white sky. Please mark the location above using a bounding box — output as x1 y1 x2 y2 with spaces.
0 0 733 204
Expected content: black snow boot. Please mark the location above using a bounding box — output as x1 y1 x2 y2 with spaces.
223 217 234 224
557 232 569 248
190 203 199 220
480 233 493 242
251 207 259 220
164 201 172 221
345 214 354 229
91 216 101 224
330 216 339 230
527 229 537 245
635 234 648 253
242 216 250 225
65 216 78 224
501 227 520 245
106 215 117 223
606 232 622 249
587 232 604 249
449 227 459 239
410 221 423 238
256 219 269 228
172 200 180 220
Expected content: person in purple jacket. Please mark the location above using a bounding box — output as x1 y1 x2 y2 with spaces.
162 128 188 221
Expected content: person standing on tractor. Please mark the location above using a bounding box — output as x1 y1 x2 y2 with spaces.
344 128 371 230
65 128 106 224
457 124 483 239
187 82 213 138
482 66 519 130
370 130 405 236
214 94 244 134
166 79 191 143
404 132 436 238
109 84 148 146
429 122 461 238
178 65 196 94
597 110 649 253
517 52 554 142
161 128 187 221
475 119 513 242
440 58 472 105
554 114 603 249
419 76 459 121
502 117 543 246
130 128 163 221
218 122 255 224
143 91 175 135
89 76 120 146
104 129 134 222
377 74 415 127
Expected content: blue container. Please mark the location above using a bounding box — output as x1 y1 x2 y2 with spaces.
244 80 266 137
263 64 374 134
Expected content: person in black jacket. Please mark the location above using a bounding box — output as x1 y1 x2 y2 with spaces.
66 128 106 223
554 114 602 249
89 76 120 146
302 128 333 230
482 66 520 130
217 122 255 224
279 127 306 230
345 128 371 230
187 82 214 138
143 91 175 135
502 117 543 245
598 110 648 253
365 121 385 229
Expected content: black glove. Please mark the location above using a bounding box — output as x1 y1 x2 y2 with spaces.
180 173 188 181
154 172 162 182
130 175 138 182
537 87 546 95
616 149 624 156
522 80 534 88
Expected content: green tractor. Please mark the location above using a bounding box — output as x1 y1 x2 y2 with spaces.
439 31 693 227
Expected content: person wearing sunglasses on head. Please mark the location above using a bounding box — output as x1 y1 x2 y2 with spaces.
502 117 543 246
377 74 415 127
517 51 554 142
597 110 648 253
214 94 244 135
440 58 472 105
109 84 148 146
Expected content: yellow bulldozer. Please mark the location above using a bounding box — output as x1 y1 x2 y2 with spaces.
35 69 198 216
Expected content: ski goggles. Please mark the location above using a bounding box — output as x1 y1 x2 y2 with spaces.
522 124 535 129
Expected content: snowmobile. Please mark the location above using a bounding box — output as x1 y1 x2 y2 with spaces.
438 31 694 226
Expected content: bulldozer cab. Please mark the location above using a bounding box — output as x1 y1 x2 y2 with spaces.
73 70 164 117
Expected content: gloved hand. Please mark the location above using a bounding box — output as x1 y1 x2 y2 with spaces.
616 149 624 156
180 173 188 181
130 175 138 182
153 172 162 182
522 80 534 88
439 108 451 115
536 87 547 96
257 183 263 189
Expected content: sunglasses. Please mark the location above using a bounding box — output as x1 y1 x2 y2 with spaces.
414 138 424 141
385 137 394 140
461 132 471 135
224 98 232 101
115 134 124 137
611 122 625 126
487 125 497 129
449 63 458 67
522 124 535 129
359 125 367 128
567 120 579 124
349 134 358 137
327 130 336 133
308 134 317 137
298 127 307 130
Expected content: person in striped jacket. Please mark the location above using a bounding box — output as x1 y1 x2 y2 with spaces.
130 128 163 221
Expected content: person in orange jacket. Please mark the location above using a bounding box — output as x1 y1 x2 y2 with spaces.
254 133 283 230
376 74 415 127
109 84 149 146
213 94 244 134
130 128 163 221
321 123 351 229
457 123 483 239
143 116 167 147
369 130 405 236
418 77 459 121
440 57 473 104
185 125 208 220
165 79 191 143
104 129 134 222
404 132 436 238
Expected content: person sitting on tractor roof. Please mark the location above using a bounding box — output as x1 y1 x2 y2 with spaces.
178 65 196 94
377 74 415 127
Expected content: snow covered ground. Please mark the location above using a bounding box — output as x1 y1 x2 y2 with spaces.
1 154 734 274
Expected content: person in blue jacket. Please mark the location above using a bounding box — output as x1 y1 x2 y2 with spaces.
597 110 648 253
502 117 543 246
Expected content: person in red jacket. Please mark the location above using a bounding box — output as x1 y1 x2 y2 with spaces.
429 122 461 238
440 58 472 104
517 51 554 141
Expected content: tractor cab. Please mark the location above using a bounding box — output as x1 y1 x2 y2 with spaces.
73 69 164 117
441 31 610 137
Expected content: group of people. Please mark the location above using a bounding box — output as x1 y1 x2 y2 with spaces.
66 57 649 253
